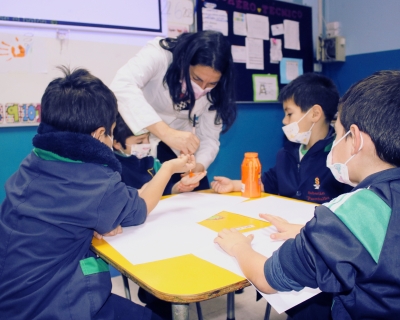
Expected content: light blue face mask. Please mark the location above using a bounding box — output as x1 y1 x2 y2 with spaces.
326 130 364 187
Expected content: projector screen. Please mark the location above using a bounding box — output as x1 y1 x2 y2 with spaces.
0 0 164 35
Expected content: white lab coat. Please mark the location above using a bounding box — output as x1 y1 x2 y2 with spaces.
110 38 222 169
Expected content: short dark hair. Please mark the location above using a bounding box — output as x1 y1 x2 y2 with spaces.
41 66 117 135
278 73 339 123
160 30 237 133
113 113 134 149
339 70 400 167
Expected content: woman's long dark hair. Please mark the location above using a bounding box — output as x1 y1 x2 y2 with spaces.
160 31 236 133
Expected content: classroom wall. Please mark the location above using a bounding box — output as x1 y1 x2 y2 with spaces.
321 0 400 95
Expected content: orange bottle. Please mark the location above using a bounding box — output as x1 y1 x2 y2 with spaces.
241 152 261 198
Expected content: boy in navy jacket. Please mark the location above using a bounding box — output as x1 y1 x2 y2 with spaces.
215 70 400 319
211 73 351 318
212 73 351 205
0 67 194 320
113 113 205 195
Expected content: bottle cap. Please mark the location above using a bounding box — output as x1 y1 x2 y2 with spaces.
244 152 258 158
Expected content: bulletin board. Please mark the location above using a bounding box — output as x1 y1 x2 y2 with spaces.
197 0 313 102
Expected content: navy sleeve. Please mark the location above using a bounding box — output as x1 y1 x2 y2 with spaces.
278 205 365 293
262 166 279 195
264 250 304 291
95 172 147 234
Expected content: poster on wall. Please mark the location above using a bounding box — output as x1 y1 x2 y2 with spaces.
0 103 41 127
0 32 48 74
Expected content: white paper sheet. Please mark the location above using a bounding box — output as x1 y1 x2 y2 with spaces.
271 23 284 36
224 195 317 225
231 45 246 63
192 228 320 314
202 8 228 36
246 13 269 40
270 38 282 63
233 12 247 36
246 37 264 70
284 19 300 50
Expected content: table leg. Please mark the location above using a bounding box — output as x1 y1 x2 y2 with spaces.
227 292 235 320
122 275 131 300
172 303 189 320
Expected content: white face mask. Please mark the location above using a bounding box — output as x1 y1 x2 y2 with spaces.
282 109 315 145
128 143 151 159
326 130 364 187
108 135 114 151
181 79 213 100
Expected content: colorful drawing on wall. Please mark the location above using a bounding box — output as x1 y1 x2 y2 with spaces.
0 103 41 126
0 32 48 73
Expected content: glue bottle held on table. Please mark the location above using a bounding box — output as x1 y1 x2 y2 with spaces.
241 152 261 198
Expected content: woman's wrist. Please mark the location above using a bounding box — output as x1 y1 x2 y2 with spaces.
147 121 170 141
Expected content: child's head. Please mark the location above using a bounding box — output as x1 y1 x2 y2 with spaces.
338 70 400 168
279 73 339 124
113 113 151 159
41 66 117 137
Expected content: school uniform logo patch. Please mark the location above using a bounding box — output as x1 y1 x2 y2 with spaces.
313 177 320 189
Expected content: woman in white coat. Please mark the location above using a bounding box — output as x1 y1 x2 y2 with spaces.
110 31 236 192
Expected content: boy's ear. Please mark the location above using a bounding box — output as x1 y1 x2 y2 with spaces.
113 140 124 151
310 104 323 123
91 127 106 140
350 124 362 155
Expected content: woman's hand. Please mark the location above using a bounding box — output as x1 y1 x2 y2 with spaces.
259 213 303 240
148 122 200 154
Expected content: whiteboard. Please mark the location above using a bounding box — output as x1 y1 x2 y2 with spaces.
1 0 164 35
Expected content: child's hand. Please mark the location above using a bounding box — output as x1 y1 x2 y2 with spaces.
165 154 196 174
93 225 123 239
172 171 207 193
211 176 235 193
259 213 303 240
214 228 254 256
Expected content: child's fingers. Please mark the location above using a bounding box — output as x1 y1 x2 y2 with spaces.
270 232 290 241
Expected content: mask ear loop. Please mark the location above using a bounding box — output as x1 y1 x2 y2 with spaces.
344 132 364 165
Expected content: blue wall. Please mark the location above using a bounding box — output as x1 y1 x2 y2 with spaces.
0 104 285 201
323 49 400 96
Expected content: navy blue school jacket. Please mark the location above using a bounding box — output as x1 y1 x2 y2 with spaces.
274 167 400 319
114 152 155 189
0 123 151 320
261 126 352 204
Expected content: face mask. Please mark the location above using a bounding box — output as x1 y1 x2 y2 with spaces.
181 79 213 100
128 144 151 159
282 109 314 145
108 135 114 151
326 131 364 187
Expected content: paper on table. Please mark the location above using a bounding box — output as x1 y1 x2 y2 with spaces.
225 195 317 225
105 193 247 265
193 228 320 313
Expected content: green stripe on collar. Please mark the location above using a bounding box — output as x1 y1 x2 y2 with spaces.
79 257 109 276
325 189 391 263
33 148 83 163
